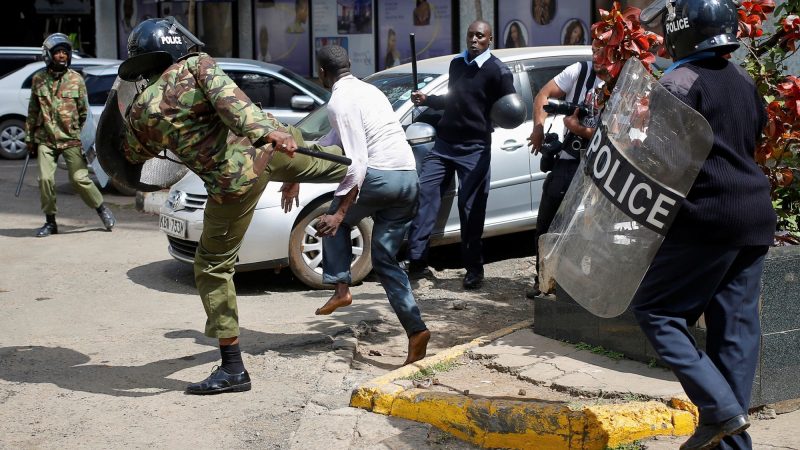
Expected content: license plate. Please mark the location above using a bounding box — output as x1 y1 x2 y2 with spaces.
159 214 187 239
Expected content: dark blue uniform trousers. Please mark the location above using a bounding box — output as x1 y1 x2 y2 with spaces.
632 241 768 450
407 139 491 276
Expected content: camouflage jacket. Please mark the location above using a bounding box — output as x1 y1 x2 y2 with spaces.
25 68 88 150
123 52 284 203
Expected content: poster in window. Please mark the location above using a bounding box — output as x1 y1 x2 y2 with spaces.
255 0 311 76
378 0 452 70
497 0 591 48
312 0 375 77
117 0 158 59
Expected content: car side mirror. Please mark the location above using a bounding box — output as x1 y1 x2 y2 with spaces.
290 95 315 111
405 122 436 145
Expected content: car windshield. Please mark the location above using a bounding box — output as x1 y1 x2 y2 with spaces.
84 73 115 106
296 71 437 140
279 68 330 101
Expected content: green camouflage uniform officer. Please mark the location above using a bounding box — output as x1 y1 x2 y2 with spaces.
26 33 116 237
118 18 347 394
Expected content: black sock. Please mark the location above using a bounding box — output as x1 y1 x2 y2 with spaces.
219 343 245 374
45 214 56 224
95 204 105 213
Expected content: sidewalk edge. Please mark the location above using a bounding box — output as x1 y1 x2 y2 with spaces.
349 319 698 449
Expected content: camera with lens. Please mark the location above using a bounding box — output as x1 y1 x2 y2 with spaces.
540 132 562 157
543 99 591 119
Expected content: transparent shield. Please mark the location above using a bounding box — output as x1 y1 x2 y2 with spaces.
96 76 187 191
539 58 713 318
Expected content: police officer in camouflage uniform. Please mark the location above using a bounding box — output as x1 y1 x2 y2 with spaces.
118 18 348 395
25 33 116 237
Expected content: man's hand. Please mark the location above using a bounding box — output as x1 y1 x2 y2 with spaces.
27 142 36 157
266 130 298 156
410 90 427 106
563 108 582 135
279 182 300 213
528 124 544 155
315 213 344 238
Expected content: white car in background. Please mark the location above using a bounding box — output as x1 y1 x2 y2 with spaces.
0 58 121 160
158 46 593 289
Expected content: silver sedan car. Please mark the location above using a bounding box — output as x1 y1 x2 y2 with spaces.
158 46 593 288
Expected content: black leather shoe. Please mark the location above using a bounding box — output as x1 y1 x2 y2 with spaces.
405 259 433 279
463 272 484 290
36 222 58 237
185 366 251 395
98 205 116 231
680 414 749 450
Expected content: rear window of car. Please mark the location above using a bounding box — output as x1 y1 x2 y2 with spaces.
85 73 115 106
296 71 438 140
0 54 41 79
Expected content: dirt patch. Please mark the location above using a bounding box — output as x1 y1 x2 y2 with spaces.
352 252 537 369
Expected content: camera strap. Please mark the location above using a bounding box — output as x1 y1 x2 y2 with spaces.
562 62 596 160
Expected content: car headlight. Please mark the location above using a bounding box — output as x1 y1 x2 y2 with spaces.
166 190 186 211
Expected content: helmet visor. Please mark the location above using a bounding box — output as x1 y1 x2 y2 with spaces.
640 0 668 25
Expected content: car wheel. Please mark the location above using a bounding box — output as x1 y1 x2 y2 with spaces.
288 201 373 290
0 118 28 160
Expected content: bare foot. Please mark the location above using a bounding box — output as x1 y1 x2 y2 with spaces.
315 291 352 315
403 329 431 365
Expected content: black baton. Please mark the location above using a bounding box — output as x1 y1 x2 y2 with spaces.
295 147 352 166
410 33 419 91
15 153 30 197
410 33 419 123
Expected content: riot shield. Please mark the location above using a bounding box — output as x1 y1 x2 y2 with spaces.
95 76 188 192
538 58 713 318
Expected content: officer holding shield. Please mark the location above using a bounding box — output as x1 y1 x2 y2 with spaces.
113 18 347 394
634 1 777 448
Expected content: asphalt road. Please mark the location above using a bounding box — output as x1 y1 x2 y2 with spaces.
0 157 534 449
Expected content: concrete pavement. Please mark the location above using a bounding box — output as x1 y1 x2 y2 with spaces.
350 322 800 450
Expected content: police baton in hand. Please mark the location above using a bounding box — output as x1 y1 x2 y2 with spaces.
410 33 419 123
14 153 30 197
294 147 352 166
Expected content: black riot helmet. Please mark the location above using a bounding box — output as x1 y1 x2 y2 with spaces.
641 0 740 60
42 33 73 71
118 16 205 81
490 93 528 129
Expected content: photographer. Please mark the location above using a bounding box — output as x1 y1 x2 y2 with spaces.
526 61 602 298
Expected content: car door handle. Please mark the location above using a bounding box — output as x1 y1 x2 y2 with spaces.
500 140 524 151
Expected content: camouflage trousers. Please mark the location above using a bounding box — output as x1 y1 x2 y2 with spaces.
194 131 348 339
37 144 104 215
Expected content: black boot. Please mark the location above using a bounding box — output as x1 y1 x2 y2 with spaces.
36 215 57 238
680 414 749 450
96 204 116 231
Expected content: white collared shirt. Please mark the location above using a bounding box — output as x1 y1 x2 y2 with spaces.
327 74 416 197
457 48 492 68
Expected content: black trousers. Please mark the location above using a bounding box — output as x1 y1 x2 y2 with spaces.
632 241 767 450
534 157 580 278
407 139 491 276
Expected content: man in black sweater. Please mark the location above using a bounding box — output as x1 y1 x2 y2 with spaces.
635 1 777 449
406 20 516 289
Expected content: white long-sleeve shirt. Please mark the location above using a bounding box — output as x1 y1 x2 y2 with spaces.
327 74 416 197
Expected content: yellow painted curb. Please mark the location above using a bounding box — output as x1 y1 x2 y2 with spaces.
350 319 699 449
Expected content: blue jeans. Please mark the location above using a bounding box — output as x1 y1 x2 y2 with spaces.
322 168 427 336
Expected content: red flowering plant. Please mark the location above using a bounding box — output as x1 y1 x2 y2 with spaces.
592 1 800 244
739 0 800 244
591 2 663 98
